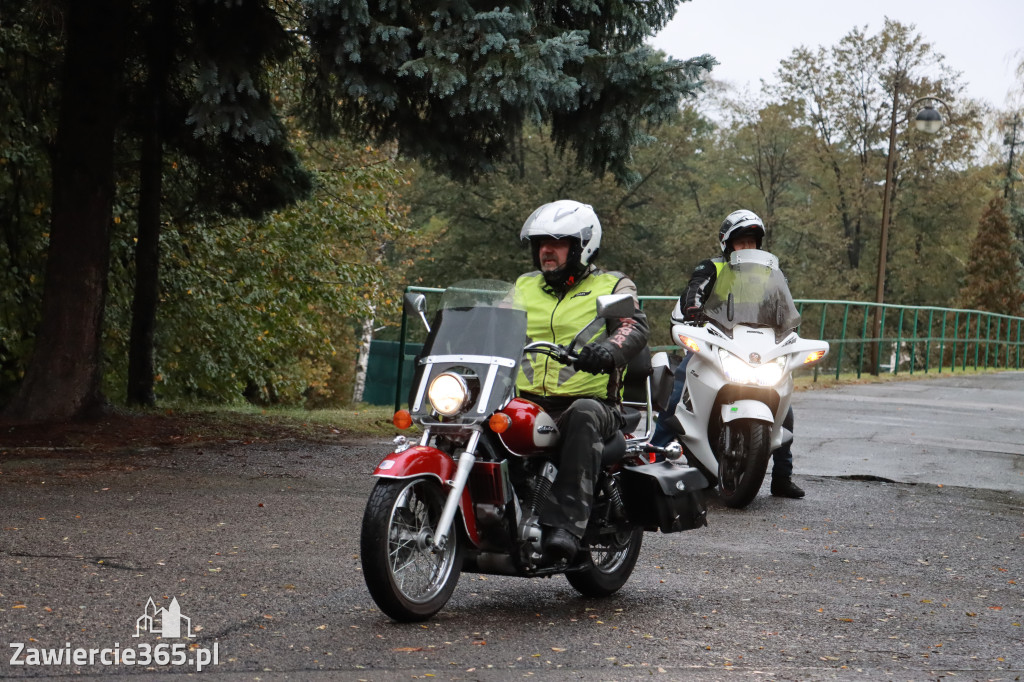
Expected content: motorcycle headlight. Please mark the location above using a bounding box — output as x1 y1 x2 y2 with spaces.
428 372 470 417
718 349 787 387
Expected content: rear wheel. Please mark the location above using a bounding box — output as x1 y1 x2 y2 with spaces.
566 527 643 597
361 478 463 622
717 419 771 508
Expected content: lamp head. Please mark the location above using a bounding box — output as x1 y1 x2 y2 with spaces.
914 103 944 133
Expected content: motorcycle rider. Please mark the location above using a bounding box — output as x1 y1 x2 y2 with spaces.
516 200 650 562
651 209 805 499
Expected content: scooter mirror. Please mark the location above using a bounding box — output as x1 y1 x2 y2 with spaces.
403 292 431 332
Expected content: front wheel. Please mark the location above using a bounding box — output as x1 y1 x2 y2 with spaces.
361 478 463 622
717 419 771 509
566 527 643 597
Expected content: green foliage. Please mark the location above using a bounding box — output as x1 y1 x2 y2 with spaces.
103 134 411 405
116 2 313 221
397 110 723 345
773 20 976 283
762 19 991 303
0 5 62 402
300 0 715 181
4 4 1020 414
957 196 1024 315
397 19 1008 335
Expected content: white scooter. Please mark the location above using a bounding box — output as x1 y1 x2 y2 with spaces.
662 249 829 508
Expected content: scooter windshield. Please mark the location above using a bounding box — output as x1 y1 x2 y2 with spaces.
409 280 527 422
702 250 801 339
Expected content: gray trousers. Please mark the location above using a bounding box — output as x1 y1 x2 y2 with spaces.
539 398 623 538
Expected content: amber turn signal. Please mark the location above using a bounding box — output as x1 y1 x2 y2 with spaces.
392 410 413 430
803 350 826 364
488 412 512 433
677 335 700 354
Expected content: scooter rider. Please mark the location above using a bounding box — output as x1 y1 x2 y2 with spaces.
516 200 650 562
651 209 805 499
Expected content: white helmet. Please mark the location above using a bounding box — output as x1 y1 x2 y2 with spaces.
520 200 602 274
719 209 765 253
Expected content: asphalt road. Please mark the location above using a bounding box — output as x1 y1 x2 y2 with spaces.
1 372 1022 680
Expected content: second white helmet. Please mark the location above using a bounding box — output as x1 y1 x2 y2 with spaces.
719 209 765 253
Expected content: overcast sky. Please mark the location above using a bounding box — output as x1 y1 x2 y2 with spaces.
648 0 1024 109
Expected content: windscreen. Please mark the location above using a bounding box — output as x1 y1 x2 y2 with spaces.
408 280 526 420
702 251 801 339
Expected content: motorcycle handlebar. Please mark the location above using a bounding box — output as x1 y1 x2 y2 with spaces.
523 341 576 366
523 341 618 375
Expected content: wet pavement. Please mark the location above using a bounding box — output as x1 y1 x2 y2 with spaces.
1 372 1022 680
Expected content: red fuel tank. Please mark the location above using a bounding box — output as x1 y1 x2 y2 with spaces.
497 397 559 456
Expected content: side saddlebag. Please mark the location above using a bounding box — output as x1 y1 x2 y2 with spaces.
619 461 709 533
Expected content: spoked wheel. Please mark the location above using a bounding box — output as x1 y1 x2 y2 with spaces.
361 478 463 622
566 527 643 597
717 419 771 509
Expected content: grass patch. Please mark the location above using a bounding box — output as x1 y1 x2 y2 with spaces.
176 403 401 440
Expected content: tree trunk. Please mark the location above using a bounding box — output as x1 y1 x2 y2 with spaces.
352 310 376 404
127 0 173 407
126 119 163 407
2 1 129 422
353 237 389 405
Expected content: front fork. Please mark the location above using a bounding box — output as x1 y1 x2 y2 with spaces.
431 428 482 551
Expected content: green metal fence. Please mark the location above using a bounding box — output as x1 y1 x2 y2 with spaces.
390 286 1024 410
792 300 1024 379
640 296 1024 380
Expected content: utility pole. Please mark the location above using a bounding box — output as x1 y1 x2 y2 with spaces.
1004 112 1022 203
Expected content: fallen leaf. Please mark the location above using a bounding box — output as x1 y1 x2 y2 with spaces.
393 647 423 652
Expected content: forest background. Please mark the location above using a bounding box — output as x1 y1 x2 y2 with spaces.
2 3 1023 418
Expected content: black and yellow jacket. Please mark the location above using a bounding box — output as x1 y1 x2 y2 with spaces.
515 265 649 405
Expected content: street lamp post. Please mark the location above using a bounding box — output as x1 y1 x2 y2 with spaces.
870 95 949 375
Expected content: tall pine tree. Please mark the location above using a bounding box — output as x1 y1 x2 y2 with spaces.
958 196 1024 315
301 1 715 182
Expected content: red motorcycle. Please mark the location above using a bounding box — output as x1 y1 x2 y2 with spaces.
360 279 709 622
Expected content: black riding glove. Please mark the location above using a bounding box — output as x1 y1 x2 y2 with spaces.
683 306 701 323
574 343 615 374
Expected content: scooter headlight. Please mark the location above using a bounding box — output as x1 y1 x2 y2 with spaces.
718 349 787 387
428 372 470 417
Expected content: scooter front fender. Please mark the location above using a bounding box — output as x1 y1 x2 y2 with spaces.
721 399 775 424
372 446 480 546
